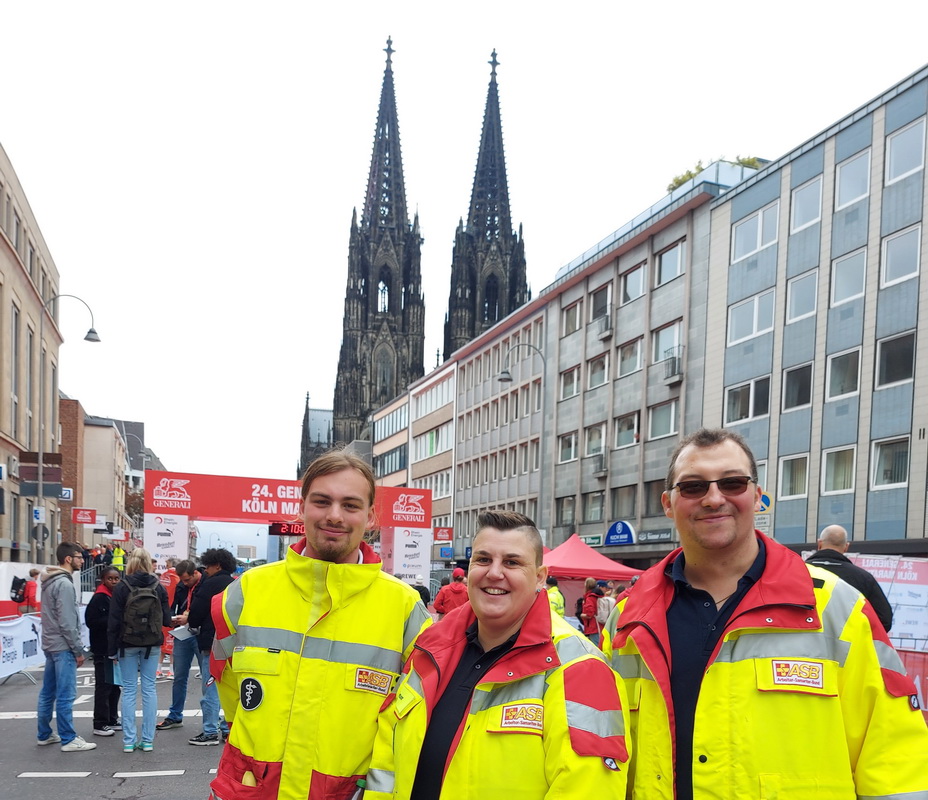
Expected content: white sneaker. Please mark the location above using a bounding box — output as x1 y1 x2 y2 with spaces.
61 736 97 752
37 733 62 746
93 726 116 737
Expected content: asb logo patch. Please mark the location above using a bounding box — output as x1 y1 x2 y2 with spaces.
355 668 392 696
500 703 544 731
240 677 264 710
771 659 824 688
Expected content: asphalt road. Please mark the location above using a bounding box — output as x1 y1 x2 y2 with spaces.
1 658 224 800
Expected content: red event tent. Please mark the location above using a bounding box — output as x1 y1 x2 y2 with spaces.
543 534 643 581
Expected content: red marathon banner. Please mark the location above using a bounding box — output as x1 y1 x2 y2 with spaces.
144 471 302 523
72 508 97 525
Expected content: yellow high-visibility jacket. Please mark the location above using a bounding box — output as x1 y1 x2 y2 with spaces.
547 585 565 617
608 533 928 800
365 591 630 799
209 540 431 800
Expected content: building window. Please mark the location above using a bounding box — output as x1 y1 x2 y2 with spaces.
583 491 606 523
656 240 685 286
778 455 809 499
500 449 508 478
533 379 541 412
511 390 519 419
786 270 817 323
612 485 636 518
732 201 778 262
881 225 920 287
871 437 909 489
621 263 645 305
822 447 855 495
756 461 768 493
558 432 578 463
728 289 774 345
836 150 870 210
588 354 608 388
649 401 678 440
790 176 822 233
886 118 925 185
652 321 681 363
585 423 606 457
590 285 611 321
617 338 642 377
876 332 915 388
782 363 813 411
531 439 539 471
826 349 860 400
614 412 639 448
560 366 581 399
644 480 665 516
562 302 582 335
556 496 576 526
725 376 770 424
831 249 866 306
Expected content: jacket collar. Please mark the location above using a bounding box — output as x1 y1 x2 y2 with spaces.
284 538 383 605
806 548 852 565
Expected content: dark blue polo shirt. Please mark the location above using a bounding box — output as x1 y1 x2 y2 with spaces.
666 537 766 800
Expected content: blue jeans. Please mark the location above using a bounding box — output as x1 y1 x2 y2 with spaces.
37 650 78 744
120 647 158 746
168 636 226 735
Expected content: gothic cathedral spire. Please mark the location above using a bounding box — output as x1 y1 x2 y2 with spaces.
333 38 425 445
444 50 529 360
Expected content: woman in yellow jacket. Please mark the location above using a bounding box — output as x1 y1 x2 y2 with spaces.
365 511 629 799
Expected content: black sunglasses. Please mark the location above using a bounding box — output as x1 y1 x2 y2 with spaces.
672 476 755 499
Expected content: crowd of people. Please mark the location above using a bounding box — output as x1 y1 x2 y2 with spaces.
31 431 928 798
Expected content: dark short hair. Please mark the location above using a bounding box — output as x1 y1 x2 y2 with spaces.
546 575 558 586
56 541 82 565
300 449 375 506
175 559 197 577
200 548 237 573
665 427 758 490
475 510 543 567
100 566 121 581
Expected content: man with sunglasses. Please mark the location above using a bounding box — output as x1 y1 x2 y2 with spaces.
605 428 928 800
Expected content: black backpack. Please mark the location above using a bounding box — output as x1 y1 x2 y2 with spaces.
120 580 163 654
10 576 27 604
575 596 584 618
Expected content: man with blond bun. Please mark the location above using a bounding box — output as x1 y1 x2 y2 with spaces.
209 449 431 800
607 427 928 800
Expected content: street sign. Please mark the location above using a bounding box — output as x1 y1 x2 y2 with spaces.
758 492 773 513
580 533 604 547
31 524 49 542
33 506 46 524
19 482 63 498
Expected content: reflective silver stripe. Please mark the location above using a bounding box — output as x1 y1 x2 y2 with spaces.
302 638 403 673
555 634 604 665
821 578 859 638
565 699 626 738
469 673 549 716
213 633 235 660
874 638 907 675
223 580 245 630
366 768 395 793
404 603 432 654
404 668 423 697
859 793 928 800
716 631 850 667
229 625 403 672
613 653 654 682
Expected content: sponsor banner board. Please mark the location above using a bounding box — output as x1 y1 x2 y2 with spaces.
0 614 44 680
381 526 433 583
143 513 189 561
374 486 432 528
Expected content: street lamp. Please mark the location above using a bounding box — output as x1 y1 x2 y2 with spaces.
37 294 100 555
498 342 547 532
122 431 150 473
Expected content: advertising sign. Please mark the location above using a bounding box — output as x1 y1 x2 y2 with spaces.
605 520 635 546
145 470 302 523
72 508 97 525
143 513 189 561
0 614 44 680
434 527 453 542
374 487 433 582
847 554 928 652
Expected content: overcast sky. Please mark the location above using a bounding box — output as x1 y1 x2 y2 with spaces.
2 2 925 480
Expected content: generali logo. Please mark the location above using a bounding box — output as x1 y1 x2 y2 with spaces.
392 493 426 524
152 478 192 510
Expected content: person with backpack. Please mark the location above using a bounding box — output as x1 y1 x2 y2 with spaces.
14 568 40 614
107 548 170 753
579 577 603 645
